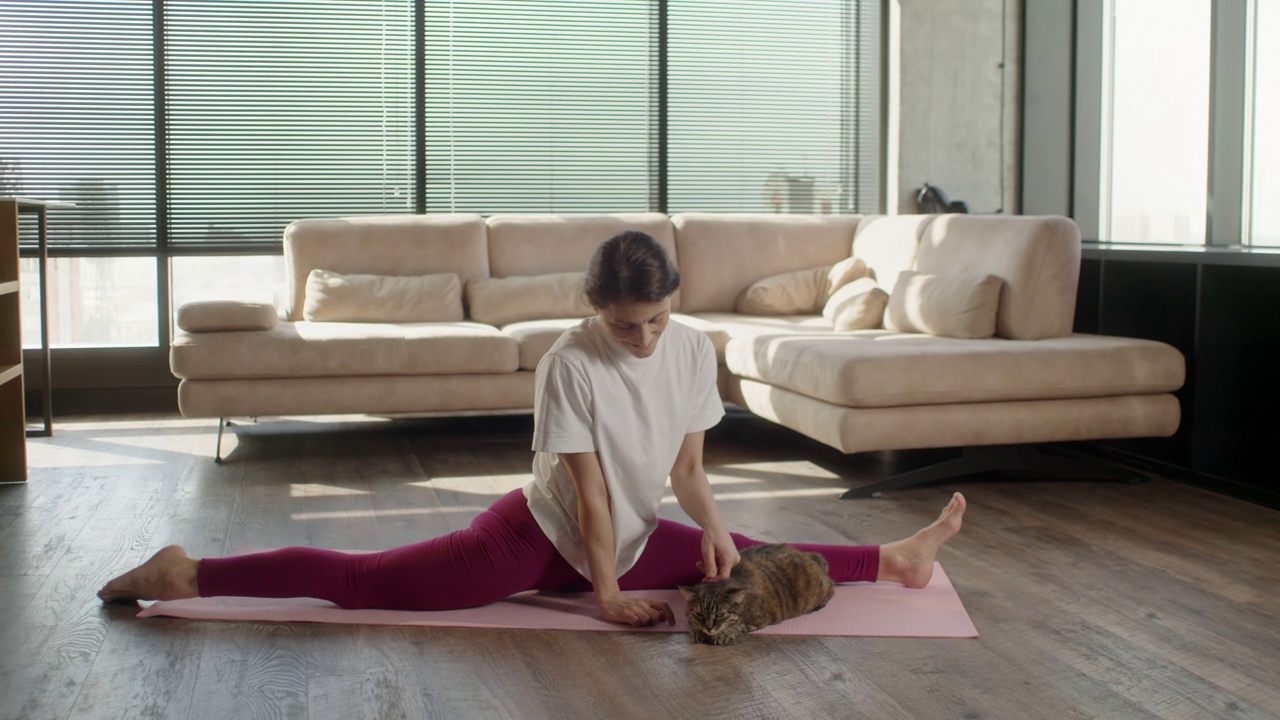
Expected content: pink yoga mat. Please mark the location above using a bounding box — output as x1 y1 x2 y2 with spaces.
138 562 978 638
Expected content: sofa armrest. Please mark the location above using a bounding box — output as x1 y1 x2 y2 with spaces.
176 300 279 333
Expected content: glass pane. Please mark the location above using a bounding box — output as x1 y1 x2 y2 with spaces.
20 257 158 348
170 255 285 309
0 1 157 245
668 0 875 213
1106 0 1212 244
1250 0 1280 247
166 1 415 243
423 1 654 213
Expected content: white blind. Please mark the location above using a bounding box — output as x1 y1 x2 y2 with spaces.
1 0 881 249
0 1 157 245
667 0 879 213
165 0 415 244
422 1 656 213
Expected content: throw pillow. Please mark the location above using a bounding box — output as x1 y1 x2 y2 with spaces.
735 266 832 315
303 269 464 323
176 300 279 333
884 270 1003 338
466 272 594 327
822 277 889 331
826 256 870 299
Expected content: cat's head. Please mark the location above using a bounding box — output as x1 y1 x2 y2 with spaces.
679 581 749 646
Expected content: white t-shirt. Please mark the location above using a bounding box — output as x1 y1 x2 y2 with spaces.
524 316 725 580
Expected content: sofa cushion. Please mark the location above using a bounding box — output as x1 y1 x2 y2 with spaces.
671 313 732 363
913 214 1080 340
823 277 888 331
851 214 935 286
503 315 732 370
734 256 870 316
284 213 488 321
503 318 585 371
717 325 1186 409
827 255 869 293
303 270 464 323
485 213 681 310
467 272 594 327
883 270 1002 338
171 321 518 380
671 213 860 313
176 300 278 333
734 266 832 315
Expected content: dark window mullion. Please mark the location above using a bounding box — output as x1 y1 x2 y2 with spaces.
154 0 171 348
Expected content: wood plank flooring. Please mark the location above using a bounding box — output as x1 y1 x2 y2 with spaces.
2 411 1278 720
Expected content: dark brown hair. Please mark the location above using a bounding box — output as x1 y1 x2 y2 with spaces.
583 230 681 308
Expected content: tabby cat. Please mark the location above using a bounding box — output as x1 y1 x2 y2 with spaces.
679 543 835 646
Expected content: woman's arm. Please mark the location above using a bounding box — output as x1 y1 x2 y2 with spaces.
668 431 740 581
558 451 675 627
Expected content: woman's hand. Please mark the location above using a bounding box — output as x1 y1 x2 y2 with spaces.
696 529 741 582
598 593 676 627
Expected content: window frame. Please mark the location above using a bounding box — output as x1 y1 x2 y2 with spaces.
1066 0 1254 247
8 0 882 405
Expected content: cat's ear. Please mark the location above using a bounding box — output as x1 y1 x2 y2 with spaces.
723 585 746 601
678 585 695 600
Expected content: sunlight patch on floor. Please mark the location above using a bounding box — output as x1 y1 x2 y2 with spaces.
26 443 166 468
290 483 370 497
290 505 485 521
705 460 844 487
408 474 530 494
661 487 840 503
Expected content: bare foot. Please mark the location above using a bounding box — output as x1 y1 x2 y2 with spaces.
98 545 200 603
878 492 966 588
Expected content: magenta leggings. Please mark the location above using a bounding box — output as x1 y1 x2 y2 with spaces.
198 489 879 611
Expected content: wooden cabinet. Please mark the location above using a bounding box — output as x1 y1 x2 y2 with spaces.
1 200 25 481
1 197 58 483
1077 247 1280 509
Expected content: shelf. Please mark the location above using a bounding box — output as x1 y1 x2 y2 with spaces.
0 280 17 295
0 362 20 385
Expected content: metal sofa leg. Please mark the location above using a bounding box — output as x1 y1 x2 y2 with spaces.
214 418 230 464
841 443 1147 499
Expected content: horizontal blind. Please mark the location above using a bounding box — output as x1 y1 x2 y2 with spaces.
165 0 414 244
0 1 157 246
667 0 870 214
423 1 655 213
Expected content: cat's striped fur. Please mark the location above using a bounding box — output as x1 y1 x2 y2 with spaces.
679 543 835 645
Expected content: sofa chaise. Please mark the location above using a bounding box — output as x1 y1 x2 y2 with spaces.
170 212 1186 497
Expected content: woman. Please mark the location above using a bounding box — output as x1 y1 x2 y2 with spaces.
100 230 965 627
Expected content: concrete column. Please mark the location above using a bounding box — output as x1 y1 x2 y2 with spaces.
892 0 1021 215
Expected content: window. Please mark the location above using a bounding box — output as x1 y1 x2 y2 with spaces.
1 2 880 357
167 1 415 243
0 1 156 246
1250 0 1280 247
667 0 879 213
422 1 654 213
1103 0 1212 244
20 257 158 348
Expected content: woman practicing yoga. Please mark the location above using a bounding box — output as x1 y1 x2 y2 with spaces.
100 230 965 627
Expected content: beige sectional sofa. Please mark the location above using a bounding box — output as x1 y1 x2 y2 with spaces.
170 212 1186 496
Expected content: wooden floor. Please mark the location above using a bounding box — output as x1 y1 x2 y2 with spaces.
2 411 1278 720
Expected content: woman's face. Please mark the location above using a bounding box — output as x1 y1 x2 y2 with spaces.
597 297 672 358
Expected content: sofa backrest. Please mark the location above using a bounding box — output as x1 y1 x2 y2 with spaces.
851 214 936 290
671 213 861 313
912 214 1081 340
283 214 489 321
486 213 678 310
